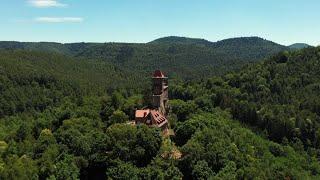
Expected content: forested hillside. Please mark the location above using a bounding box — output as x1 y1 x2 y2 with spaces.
0 50 150 119
0 36 288 79
169 46 320 178
0 41 320 179
173 47 320 147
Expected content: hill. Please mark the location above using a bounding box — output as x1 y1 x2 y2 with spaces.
211 36 288 60
175 46 320 147
149 36 212 46
0 36 289 79
167 46 320 178
0 41 73 55
171 46 320 163
288 43 312 50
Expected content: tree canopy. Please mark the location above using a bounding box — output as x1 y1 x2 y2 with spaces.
0 41 319 179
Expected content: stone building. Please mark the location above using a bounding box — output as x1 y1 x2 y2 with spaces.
135 70 169 130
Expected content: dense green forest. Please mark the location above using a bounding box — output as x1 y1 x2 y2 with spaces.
0 38 320 179
0 36 288 79
170 47 320 178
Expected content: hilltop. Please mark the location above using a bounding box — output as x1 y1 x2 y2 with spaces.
288 43 312 50
149 36 212 46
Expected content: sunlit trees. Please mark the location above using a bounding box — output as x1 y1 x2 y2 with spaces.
1 45 320 179
106 124 162 167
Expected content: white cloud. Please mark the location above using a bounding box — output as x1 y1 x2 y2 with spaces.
34 17 83 23
28 0 67 8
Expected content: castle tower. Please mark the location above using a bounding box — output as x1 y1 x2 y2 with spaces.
152 70 168 116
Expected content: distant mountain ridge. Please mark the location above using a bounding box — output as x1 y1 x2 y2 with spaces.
150 36 286 47
288 43 312 50
0 36 290 79
152 36 313 50
0 36 288 52
149 36 212 46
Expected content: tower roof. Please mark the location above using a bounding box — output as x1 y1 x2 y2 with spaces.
153 70 166 78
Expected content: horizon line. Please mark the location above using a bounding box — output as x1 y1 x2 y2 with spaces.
0 35 317 47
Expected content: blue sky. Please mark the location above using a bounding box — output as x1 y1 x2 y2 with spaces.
1 0 320 45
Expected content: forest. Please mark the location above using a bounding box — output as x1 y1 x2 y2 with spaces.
0 36 288 80
0 38 319 179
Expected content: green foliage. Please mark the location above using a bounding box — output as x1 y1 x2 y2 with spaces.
108 110 129 125
106 161 140 180
0 36 288 82
170 99 198 121
168 47 320 179
53 154 80 180
173 47 320 149
177 111 320 179
1 42 320 179
192 160 214 180
55 117 105 157
106 124 162 167
139 157 183 180
0 141 7 154
0 155 38 180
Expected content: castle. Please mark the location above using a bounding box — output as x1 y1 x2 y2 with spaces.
135 70 169 131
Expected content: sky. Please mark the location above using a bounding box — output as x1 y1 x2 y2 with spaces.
1 0 320 46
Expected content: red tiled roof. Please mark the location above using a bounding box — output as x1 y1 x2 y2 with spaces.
135 109 150 118
151 110 168 127
135 109 168 128
153 70 165 78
